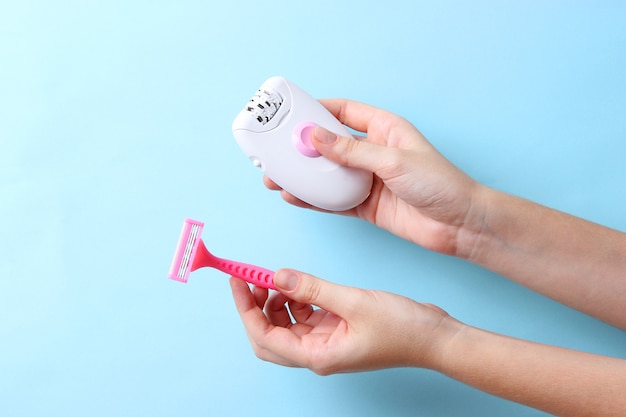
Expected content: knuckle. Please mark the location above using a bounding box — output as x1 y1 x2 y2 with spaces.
340 137 361 166
377 147 406 179
305 346 340 376
307 357 334 376
252 344 265 359
311 366 333 376
300 279 322 304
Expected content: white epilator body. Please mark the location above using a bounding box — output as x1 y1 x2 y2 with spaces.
232 76 373 211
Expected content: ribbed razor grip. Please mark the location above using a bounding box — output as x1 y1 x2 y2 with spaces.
213 257 276 290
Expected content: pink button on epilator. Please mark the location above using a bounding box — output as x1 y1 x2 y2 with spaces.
293 121 321 158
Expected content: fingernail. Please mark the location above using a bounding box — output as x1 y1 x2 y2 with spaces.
274 270 299 292
313 127 337 144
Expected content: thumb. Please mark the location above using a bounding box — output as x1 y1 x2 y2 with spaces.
312 126 399 175
273 268 358 317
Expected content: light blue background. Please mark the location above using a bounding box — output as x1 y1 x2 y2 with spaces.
2 1 625 416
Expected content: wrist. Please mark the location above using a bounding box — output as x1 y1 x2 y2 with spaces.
453 183 493 262
411 314 467 372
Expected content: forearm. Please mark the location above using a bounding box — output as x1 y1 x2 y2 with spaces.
458 186 626 329
433 321 626 417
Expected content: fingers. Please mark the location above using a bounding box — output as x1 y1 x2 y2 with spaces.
264 292 294 327
229 277 273 339
312 126 402 179
280 190 317 210
229 277 308 366
252 285 268 309
263 176 312 206
318 98 384 134
287 300 315 324
272 268 360 318
264 97 406 186
263 177 309 207
262 176 281 191
263 176 339 213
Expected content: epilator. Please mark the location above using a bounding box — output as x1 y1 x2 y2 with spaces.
232 76 373 211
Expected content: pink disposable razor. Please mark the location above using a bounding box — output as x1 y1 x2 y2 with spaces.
168 218 276 289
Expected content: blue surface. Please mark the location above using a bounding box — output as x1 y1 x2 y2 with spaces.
1 1 625 416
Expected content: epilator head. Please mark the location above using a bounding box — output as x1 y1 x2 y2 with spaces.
243 87 283 126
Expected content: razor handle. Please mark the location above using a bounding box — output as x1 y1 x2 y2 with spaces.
211 256 276 290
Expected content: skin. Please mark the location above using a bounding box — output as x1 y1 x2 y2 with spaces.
229 99 626 416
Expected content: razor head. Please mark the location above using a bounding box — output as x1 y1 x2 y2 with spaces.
168 218 204 283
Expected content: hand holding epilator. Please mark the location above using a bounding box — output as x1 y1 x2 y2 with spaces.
232 76 373 212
